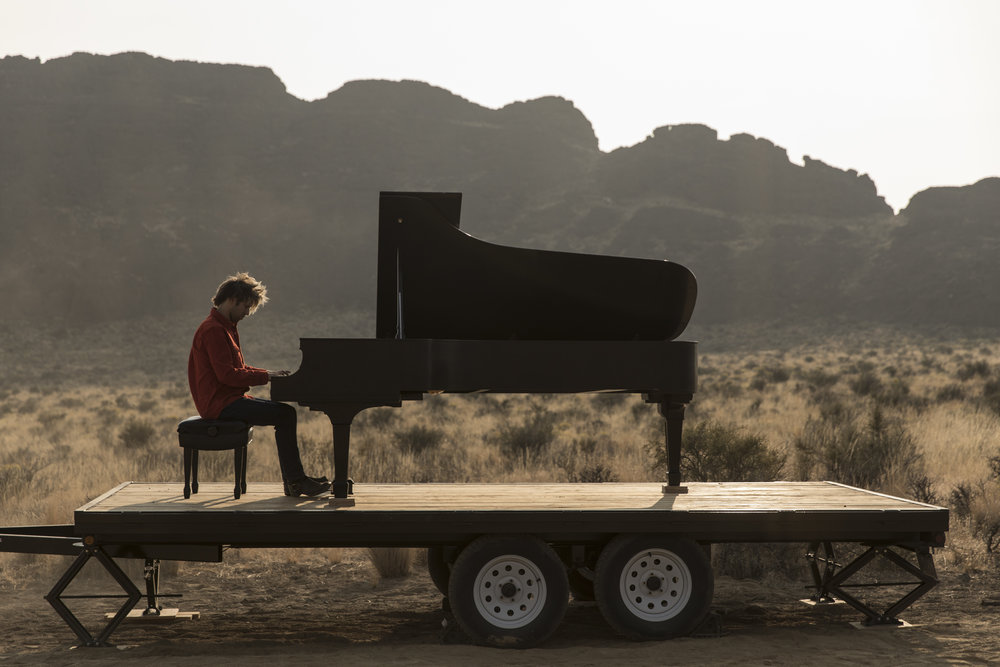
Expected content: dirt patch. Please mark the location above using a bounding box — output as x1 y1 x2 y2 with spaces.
1 549 998 665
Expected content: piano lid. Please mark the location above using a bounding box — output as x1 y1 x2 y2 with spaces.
375 192 697 342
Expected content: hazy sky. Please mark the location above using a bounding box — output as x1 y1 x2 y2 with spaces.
4 0 998 211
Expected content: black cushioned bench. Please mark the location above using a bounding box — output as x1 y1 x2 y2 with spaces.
177 417 253 500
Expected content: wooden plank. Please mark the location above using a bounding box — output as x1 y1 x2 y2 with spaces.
76 481 132 511
79 481 944 513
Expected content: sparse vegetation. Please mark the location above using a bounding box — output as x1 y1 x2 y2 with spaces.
118 418 157 450
393 424 446 454
570 463 618 483
490 403 559 459
367 547 414 579
792 405 923 490
3 323 1000 585
650 420 785 483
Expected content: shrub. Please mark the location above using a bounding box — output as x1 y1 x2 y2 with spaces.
0 463 32 504
570 464 617 483
982 380 1000 415
950 483 974 522
957 360 992 381
792 405 923 491
712 543 804 580
800 368 840 389
907 474 938 505
849 369 883 397
879 378 914 406
592 393 627 413
423 394 449 415
971 496 1000 553
991 455 1000 480
760 364 791 384
367 547 413 578
748 364 789 391
394 424 446 454
36 411 66 428
357 407 399 431
573 435 604 455
491 405 558 459
630 402 652 422
118 418 156 449
935 384 966 402
650 420 785 483
720 381 743 398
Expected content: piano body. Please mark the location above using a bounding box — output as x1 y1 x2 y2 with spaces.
271 192 698 499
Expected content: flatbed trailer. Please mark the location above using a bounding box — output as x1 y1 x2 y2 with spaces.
1 480 947 648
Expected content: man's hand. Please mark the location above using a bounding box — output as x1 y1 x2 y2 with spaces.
267 370 292 378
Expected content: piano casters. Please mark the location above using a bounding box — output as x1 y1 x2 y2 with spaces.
657 401 689 494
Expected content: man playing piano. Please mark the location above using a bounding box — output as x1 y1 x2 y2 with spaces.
187 272 331 497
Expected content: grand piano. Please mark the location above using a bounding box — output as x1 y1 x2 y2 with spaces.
271 192 698 499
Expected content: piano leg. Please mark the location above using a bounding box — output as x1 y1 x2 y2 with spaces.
330 421 353 499
658 401 689 494
315 404 374 504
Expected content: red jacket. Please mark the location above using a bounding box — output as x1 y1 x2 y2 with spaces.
188 308 269 419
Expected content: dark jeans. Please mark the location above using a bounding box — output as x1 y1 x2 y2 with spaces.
218 397 305 482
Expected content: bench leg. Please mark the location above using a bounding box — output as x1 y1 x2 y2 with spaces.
240 445 248 495
191 449 199 495
233 447 242 500
183 448 192 499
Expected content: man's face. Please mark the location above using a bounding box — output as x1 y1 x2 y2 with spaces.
227 300 252 323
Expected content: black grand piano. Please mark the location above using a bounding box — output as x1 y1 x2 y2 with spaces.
271 192 698 499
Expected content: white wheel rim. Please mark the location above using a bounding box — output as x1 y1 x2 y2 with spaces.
473 554 547 629
618 548 692 621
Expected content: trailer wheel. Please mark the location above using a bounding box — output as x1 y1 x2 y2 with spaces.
448 535 568 648
426 546 451 596
594 534 713 640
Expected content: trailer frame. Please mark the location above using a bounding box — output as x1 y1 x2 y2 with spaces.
1 480 948 648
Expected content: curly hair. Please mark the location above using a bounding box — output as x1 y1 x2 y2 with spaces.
211 272 269 313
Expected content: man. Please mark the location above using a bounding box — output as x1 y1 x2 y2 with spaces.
188 272 330 497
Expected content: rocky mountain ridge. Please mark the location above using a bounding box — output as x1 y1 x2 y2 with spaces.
1 52 997 329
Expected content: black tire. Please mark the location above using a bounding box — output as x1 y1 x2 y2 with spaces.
448 534 569 648
594 534 713 640
427 546 451 596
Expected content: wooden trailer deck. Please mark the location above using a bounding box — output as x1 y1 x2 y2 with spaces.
10 480 946 647
75 481 948 548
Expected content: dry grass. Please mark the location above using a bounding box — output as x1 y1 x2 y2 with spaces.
2 319 1000 583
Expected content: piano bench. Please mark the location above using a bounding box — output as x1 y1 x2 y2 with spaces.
177 417 253 500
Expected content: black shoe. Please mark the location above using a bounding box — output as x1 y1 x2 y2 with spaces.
285 476 331 497
283 475 329 496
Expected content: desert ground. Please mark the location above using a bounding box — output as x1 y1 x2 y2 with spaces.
3 319 1000 664
1 548 998 665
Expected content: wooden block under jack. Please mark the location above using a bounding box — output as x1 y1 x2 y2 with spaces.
661 485 689 494
105 608 200 622
328 496 356 508
800 597 845 606
850 619 915 630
